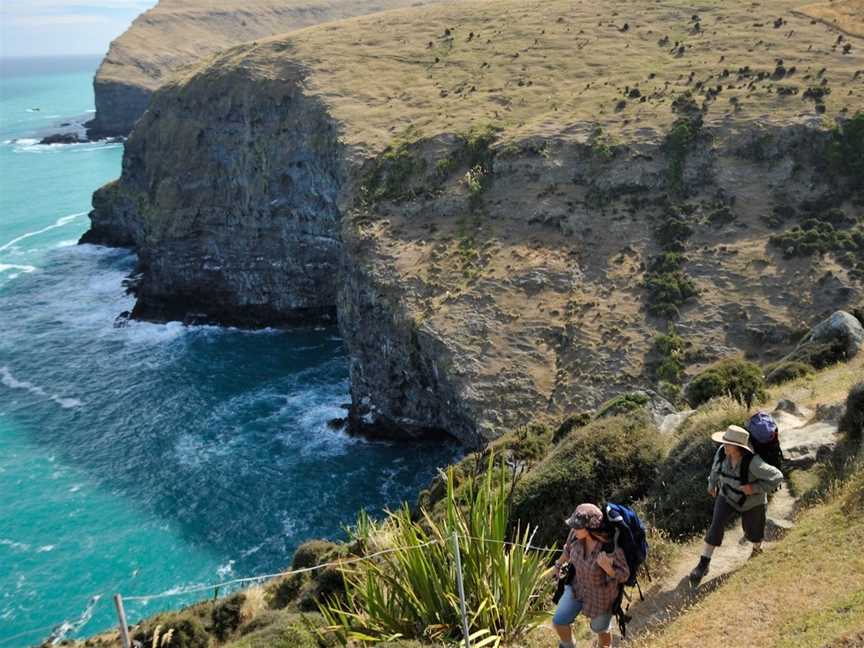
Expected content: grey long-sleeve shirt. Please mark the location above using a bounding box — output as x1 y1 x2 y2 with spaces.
708 447 784 511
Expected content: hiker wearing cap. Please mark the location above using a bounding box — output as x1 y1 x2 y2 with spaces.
552 503 630 648
689 425 784 584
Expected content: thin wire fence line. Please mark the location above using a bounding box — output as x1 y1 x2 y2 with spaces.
123 533 562 603
10 533 562 646
455 534 560 554
0 622 62 646
123 537 445 602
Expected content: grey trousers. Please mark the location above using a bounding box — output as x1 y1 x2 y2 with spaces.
705 495 767 546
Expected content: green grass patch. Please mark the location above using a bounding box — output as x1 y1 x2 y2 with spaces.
596 391 651 418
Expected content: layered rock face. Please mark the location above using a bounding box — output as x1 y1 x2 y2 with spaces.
86 0 450 138
86 52 344 325
84 0 864 445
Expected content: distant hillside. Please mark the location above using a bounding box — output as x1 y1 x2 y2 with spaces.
86 0 450 138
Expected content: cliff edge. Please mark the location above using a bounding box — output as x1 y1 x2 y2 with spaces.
83 0 864 444
86 0 449 139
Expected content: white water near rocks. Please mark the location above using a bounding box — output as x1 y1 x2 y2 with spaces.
0 56 460 646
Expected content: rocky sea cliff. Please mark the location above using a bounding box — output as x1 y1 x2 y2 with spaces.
82 0 863 447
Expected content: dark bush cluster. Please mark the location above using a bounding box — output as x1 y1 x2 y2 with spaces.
552 412 592 443
826 111 864 180
595 391 651 419
685 357 766 408
646 405 747 538
651 327 687 384
839 382 864 440
663 107 704 194
510 413 666 548
654 213 694 251
360 142 427 203
764 360 815 385
643 251 698 318
212 594 246 641
770 221 864 260
784 337 850 370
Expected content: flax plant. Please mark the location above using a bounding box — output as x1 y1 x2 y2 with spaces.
321 454 554 645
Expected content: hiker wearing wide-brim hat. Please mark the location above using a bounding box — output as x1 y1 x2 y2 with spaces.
552 503 630 648
689 425 783 585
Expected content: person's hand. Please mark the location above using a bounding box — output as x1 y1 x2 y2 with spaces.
708 486 717 497
741 484 755 495
596 551 614 575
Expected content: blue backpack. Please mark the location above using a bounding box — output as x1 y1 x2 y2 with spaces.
602 503 649 587
602 503 649 638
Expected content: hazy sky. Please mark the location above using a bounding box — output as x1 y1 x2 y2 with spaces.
1 0 157 58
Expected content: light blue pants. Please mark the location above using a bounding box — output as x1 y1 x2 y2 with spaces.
552 585 613 634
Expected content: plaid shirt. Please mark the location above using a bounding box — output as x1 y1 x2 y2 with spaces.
564 532 630 618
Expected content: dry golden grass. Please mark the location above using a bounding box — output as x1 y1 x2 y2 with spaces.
795 0 864 39
192 0 864 152
767 353 864 409
97 0 450 88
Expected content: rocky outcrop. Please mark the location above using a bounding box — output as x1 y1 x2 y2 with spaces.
85 51 344 326
804 310 864 359
83 0 864 445
87 0 450 138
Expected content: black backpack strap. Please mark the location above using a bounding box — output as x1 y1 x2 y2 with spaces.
612 585 633 638
740 452 753 484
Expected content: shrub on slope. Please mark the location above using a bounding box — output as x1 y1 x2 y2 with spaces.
645 399 749 539
509 412 666 549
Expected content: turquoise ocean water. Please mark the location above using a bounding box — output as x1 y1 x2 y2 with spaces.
0 56 460 647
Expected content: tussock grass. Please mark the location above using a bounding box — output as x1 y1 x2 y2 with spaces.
320 455 554 646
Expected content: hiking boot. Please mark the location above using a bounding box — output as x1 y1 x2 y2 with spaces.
689 556 711 585
750 544 764 558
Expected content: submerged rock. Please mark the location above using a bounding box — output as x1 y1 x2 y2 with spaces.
38 133 84 145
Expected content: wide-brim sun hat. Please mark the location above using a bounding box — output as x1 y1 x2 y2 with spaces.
565 503 604 529
711 424 754 452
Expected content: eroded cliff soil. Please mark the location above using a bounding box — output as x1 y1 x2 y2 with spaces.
84 0 864 445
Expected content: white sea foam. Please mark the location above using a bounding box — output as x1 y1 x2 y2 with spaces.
124 320 189 345
0 539 32 552
216 560 235 578
0 366 83 409
54 239 79 248
48 594 102 644
0 263 37 274
0 212 85 252
36 545 55 553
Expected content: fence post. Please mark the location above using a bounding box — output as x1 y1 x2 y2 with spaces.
113 594 131 648
452 532 472 648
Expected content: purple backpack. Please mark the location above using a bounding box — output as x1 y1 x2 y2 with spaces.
744 412 784 472
746 412 778 443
